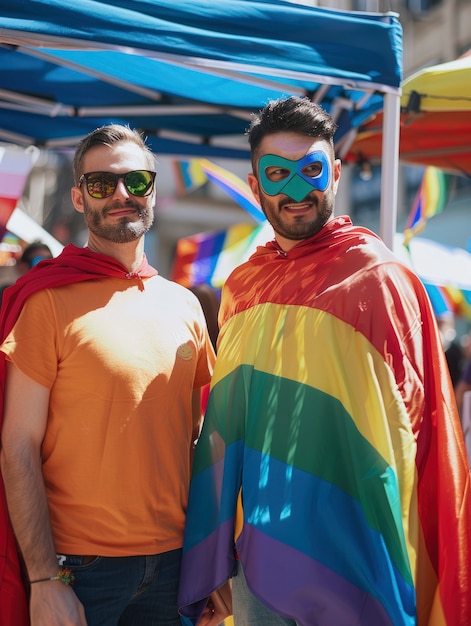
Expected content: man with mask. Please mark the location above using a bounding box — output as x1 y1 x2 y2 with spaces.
178 97 471 626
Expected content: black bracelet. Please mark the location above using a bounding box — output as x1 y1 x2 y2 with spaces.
30 568 74 586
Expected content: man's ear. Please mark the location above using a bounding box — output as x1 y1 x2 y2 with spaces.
332 159 342 195
71 186 85 214
248 172 261 205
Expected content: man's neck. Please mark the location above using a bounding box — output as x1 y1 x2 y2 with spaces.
85 235 146 273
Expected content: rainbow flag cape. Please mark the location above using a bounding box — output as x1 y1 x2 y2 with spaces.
179 216 471 625
403 167 450 246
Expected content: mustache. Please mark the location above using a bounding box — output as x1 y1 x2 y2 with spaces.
102 199 143 216
279 192 318 208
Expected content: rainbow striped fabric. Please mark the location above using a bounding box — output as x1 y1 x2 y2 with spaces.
179 217 471 625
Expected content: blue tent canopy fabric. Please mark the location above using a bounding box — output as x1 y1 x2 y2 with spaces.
0 0 402 157
1 0 402 85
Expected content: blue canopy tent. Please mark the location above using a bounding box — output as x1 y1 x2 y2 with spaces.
0 0 403 246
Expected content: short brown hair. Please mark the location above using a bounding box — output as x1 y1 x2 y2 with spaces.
72 124 155 185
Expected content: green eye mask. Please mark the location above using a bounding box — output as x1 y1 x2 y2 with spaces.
259 151 331 202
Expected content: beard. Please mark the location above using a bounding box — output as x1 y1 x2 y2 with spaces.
259 189 334 241
83 197 154 243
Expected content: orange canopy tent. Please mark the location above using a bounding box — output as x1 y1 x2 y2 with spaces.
343 52 471 176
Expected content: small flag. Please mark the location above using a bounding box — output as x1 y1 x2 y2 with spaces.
403 166 450 246
172 160 208 196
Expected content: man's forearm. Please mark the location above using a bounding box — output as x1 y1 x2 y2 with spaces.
1 445 59 581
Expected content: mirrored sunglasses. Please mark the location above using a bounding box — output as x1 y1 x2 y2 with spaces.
79 170 156 199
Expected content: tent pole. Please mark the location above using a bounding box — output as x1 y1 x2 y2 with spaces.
379 91 401 250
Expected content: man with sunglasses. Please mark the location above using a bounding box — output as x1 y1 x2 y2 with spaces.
0 124 216 626
179 97 471 625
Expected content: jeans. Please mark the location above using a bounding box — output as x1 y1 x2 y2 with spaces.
59 548 183 626
232 561 298 626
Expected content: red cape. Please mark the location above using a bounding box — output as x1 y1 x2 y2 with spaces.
0 245 157 624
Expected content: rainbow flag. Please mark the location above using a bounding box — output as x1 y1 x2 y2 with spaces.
198 159 265 224
171 221 273 289
403 166 450 246
423 283 471 320
179 218 471 625
0 145 36 241
170 157 268 291
171 222 274 289
172 158 264 224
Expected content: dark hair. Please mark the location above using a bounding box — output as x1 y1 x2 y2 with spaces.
72 124 155 185
247 96 338 170
190 283 220 351
20 241 52 267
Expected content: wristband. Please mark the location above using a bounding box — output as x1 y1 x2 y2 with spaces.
30 568 75 586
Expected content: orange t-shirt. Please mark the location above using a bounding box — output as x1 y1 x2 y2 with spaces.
2 275 214 556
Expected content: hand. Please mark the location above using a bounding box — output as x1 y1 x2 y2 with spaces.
30 580 87 626
196 585 233 626
196 602 226 626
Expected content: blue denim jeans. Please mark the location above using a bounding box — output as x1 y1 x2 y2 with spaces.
232 561 298 626
59 549 183 626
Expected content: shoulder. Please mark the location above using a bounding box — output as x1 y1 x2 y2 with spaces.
146 275 198 297
145 276 206 312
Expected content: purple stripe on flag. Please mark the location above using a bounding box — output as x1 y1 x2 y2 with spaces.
179 518 236 618
237 526 400 626
179 521 404 625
